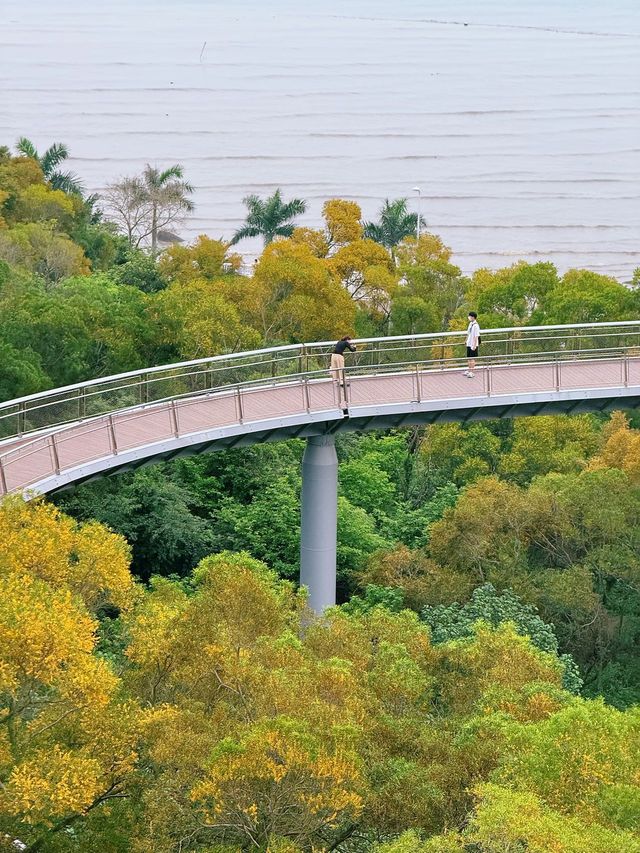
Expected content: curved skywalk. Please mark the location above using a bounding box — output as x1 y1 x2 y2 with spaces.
1 322 640 498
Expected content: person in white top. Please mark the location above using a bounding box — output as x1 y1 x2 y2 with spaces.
464 311 480 377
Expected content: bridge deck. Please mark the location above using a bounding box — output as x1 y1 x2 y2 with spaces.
1 356 639 496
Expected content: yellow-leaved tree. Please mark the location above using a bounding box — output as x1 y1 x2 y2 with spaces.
124 552 364 852
329 238 398 329
158 235 243 284
322 199 363 247
156 275 261 358
250 239 356 342
0 498 139 851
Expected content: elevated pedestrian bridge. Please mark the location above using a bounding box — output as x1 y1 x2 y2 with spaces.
2 321 640 610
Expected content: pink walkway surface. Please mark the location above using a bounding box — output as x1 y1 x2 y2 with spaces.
1 357 637 496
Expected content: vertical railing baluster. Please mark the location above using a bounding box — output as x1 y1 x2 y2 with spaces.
49 434 60 475
236 386 244 422
108 415 118 455
170 400 180 437
18 403 26 436
554 358 561 392
0 458 8 495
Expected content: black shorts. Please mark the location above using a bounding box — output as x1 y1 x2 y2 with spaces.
467 346 478 358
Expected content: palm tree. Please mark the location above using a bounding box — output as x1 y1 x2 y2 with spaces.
230 189 307 246
141 164 195 255
15 137 84 195
363 198 427 256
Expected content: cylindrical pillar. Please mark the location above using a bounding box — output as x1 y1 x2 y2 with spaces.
300 434 338 612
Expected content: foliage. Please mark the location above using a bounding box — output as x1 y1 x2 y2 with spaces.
0 495 639 850
158 234 242 282
0 498 138 850
498 414 600 484
0 222 90 284
363 198 426 255
341 583 405 615
103 163 194 253
428 468 640 705
359 546 473 611
157 274 261 357
391 234 467 333
111 247 169 292
251 239 356 342
230 189 307 246
329 238 397 320
15 137 84 195
323 198 363 245
422 583 582 693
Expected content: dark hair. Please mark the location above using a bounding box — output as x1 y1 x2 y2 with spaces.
340 335 352 341
468 311 478 319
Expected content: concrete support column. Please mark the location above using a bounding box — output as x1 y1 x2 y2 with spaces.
300 434 338 612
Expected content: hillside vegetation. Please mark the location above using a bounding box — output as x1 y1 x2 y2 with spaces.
0 146 639 852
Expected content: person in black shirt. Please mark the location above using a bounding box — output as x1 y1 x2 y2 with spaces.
331 336 356 384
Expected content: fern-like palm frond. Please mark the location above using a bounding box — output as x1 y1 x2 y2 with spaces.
15 136 38 160
49 170 84 195
40 143 70 176
230 224 262 245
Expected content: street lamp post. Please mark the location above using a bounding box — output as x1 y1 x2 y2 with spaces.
412 186 421 242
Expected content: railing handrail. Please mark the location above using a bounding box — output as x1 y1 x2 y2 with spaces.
0 345 632 464
1 319 640 413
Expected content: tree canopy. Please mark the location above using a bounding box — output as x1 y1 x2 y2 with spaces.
1 138 640 852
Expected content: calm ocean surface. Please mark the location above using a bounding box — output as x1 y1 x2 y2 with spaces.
2 0 639 278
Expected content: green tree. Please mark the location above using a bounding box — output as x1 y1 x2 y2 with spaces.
112 248 169 293
0 337 48 400
214 475 302 578
392 234 467 332
533 268 637 324
0 221 90 285
15 137 84 194
230 189 307 246
341 583 405 615
56 467 217 581
422 583 582 692
466 261 559 326
363 198 426 257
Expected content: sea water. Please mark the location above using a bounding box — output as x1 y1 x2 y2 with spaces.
2 0 639 278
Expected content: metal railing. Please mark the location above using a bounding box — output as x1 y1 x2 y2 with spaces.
2 321 640 443
2 320 640 495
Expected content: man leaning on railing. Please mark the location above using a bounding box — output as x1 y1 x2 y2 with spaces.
331 336 356 386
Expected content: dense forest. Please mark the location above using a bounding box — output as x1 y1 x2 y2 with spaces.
0 143 639 852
